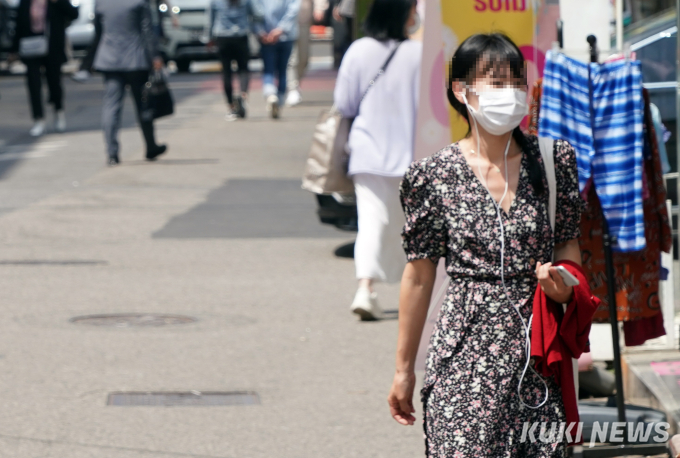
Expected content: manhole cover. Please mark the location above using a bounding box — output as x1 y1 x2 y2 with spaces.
70 314 197 327
107 391 260 406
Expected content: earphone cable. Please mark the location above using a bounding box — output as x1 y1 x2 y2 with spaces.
469 108 549 410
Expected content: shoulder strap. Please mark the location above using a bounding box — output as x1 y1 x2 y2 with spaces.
359 41 403 104
538 137 557 233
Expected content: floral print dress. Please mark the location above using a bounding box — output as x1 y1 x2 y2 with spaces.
400 137 585 458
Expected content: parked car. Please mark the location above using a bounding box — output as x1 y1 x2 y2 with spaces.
159 0 262 72
160 0 215 72
66 0 95 57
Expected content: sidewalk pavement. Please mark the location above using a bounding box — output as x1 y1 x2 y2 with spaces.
0 72 425 457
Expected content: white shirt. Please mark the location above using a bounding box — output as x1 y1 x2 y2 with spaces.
334 37 422 177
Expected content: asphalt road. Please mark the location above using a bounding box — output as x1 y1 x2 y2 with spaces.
0 60 424 457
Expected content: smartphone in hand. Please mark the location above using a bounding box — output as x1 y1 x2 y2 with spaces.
554 266 580 287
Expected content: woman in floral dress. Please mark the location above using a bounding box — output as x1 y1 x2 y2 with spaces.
387 34 585 457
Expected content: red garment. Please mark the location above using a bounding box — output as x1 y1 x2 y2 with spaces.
531 260 600 445
623 313 666 346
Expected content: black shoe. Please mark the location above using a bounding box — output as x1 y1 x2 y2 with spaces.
107 155 120 166
234 95 247 118
145 144 167 161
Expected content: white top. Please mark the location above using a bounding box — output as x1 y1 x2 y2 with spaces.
334 38 422 177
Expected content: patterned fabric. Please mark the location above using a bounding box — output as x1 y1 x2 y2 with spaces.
528 79 542 137
581 89 672 325
539 51 645 252
400 136 584 457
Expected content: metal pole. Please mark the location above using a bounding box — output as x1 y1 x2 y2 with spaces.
603 223 628 432
588 34 627 437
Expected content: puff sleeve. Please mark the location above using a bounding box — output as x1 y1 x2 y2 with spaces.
400 159 448 264
554 140 586 245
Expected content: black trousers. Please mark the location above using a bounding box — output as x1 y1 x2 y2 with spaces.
24 57 64 120
79 41 96 72
216 35 250 105
102 71 157 158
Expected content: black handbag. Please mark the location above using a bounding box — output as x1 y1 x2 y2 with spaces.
142 71 174 120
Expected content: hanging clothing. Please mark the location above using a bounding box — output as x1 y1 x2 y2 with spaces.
530 83 671 344
623 313 666 347
579 90 671 324
528 78 542 137
650 103 671 174
539 51 646 252
531 260 600 443
642 89 673 251
580 186 663 322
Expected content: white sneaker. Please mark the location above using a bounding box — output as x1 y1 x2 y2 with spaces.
285 89 301 107
55 110 66 133
225 111 238 122
266 94 280 119
70 70 90 83
350 287 382 321
29 120 45 137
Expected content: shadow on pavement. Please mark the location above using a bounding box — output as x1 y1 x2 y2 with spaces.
153 178 346 239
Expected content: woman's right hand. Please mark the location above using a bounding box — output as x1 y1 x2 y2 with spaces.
388 370 416 425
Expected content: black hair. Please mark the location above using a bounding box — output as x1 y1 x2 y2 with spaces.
364 0 416 41
446 33 545 196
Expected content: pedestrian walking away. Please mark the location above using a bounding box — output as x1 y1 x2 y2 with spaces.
257 0 301 119
92 0 167 166
387 34 591 457
283 0 325 107
333 0 421 321
72 0 179 83
207 0 264 121
9 0 79 137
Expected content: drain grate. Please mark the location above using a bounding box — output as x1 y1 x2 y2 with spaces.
70 314 197 327
107 391 260 406
0 260 108 266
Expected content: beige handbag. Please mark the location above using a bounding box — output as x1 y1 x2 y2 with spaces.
302 42 402 195
302 108 354 194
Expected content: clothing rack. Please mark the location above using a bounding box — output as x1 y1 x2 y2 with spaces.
570 35 670 458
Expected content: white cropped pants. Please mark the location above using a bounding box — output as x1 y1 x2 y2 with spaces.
353 173 407 284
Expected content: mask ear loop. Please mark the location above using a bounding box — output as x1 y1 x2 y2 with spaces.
463 91 549 411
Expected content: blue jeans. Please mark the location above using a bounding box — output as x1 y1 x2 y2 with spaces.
260 40 294 101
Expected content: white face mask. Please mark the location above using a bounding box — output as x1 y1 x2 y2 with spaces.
463 88 528 136
407 11 421 36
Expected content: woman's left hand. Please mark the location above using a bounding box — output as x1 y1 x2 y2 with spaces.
535 262 573 304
